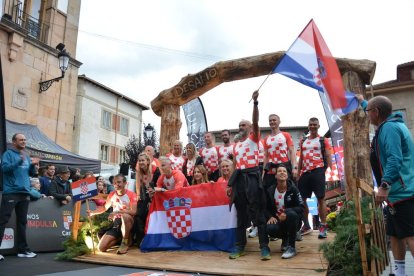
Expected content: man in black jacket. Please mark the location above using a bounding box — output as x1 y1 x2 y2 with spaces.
49 166 72 205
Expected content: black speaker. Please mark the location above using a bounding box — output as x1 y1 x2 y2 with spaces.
119 163 129 176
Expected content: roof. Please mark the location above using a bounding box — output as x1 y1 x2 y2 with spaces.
371 79 414 90
78 74 149 110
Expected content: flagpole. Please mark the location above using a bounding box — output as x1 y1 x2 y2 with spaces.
85 200 96 254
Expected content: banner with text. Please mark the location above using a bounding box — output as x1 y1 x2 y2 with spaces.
182 97 208 150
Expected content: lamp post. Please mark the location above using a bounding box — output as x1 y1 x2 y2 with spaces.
144 123 154 146
39 43 70 93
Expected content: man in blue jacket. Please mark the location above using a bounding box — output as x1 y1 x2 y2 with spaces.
0 133 39 261
358 95 414 276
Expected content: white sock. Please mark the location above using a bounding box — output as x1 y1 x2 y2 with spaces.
394 259 405 276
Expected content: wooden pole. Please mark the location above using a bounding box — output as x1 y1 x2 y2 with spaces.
159 104 182 156
85 200 96 254
71 201 81 240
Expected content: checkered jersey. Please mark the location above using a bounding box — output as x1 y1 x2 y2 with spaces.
234 133 260 169
218 144 234 161
258 140 265 163
299 136 332 174
107 190 137 213
274 188 286 215
167 153 185 171
199 146 219 174
156 170 189 190
264 132 293 165
185 158 195 176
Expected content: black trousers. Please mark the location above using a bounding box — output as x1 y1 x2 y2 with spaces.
266 209 300 248
0 193 31 253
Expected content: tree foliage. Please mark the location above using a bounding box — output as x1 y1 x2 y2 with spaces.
124 134 144 171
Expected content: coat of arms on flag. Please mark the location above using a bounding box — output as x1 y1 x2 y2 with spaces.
80 181 89 195
163 197 192 239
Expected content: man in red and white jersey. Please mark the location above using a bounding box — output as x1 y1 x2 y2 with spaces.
218 129 234 162
88 174 137 254
155 156 189 191
227 90 270 261
263 114 297 189
166 140 185 171
297 117 332 239
199 132 220 181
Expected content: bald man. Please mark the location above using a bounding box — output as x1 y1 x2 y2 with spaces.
359 95 414 276
227 90 270 261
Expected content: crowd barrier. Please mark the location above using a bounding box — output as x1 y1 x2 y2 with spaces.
0 193 94 254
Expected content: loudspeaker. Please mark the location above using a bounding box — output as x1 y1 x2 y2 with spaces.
119 163 129 176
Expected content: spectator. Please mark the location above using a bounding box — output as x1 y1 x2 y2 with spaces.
29 177 45 200
192 165 209 185
107 175 115 193
155 156 189 191
39 164 55 196
49 166 72 205
88 174 137 254
0 133 38 260
264 165 305 259
93 178 108 207
182 143 203 184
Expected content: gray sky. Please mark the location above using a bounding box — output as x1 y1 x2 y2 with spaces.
77 0 414 141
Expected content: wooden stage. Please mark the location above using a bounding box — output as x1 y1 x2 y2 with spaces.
75 230 332 275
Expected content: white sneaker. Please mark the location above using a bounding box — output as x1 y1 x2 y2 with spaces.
248 226 258 238
0 254 4 261
17 251 37 258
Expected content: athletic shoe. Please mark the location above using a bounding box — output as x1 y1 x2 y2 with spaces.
300 225 312 235
116 243 128 254
281 239 289 252
0 254 4 261
318 224 328 239
296 231 303 241
229 246 246 259
248 226 258 238
281 246 297 259
260 246 271 261
17 251 37 258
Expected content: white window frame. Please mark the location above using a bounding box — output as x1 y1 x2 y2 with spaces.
100 144 109 162
102 110 112 130
120 117 129 136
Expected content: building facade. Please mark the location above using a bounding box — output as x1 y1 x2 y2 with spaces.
0 0 81 150
75 75 148 173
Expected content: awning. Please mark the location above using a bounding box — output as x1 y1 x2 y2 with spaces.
6 120 101 173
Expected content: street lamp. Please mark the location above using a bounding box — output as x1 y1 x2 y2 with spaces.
39 43 70 93
144 123 154 142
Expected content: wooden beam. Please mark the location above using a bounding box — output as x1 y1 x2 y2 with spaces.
357 178 374 195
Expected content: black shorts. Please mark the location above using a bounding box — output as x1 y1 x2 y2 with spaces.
298 167 326 199
104 218 123 239
385 199 414 239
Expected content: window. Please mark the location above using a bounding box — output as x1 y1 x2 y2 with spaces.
100 144 109 162
102 110 111 130
57 0 68 13
120 117 129 136
119 149 127 164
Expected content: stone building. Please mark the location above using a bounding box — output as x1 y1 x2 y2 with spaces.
0 0 81 150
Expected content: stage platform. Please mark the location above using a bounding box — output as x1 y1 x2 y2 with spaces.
74 230 332 276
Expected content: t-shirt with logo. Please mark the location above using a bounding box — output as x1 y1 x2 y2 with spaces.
234 133 260 170
199 146 219 174
300 136 332 174
264 132 293 174
156 170 189 190
218 144 234 162
107 189 137 218
274 188 286 216
166 153 185 171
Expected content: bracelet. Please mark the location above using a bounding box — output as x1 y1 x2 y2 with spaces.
254 101 258 105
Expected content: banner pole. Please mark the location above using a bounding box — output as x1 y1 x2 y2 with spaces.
85 200 96 254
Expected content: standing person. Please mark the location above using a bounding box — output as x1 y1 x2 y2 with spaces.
218 159 234 185
49 166 73 205
265 165 304 259
0 133 38 260
192 165 209 185
358 95 414 276
263 114 297 188
144 145 160 169
297 118 332 238
88 174 137 254
39 164 55 196
182 143 203 184
227 90 270 261
166 140 185 171
155 157 189 191
199 132 220 181
218 130 234 162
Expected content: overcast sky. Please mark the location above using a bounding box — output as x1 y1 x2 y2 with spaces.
76 0 414 141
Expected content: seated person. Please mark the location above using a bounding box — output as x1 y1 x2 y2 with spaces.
49 166 72 205
29 177 45 200
155 156 188 192
192 165 209 185
264 164 305 259
88 174 137 254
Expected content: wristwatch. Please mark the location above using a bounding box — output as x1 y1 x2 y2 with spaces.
380 181 390 190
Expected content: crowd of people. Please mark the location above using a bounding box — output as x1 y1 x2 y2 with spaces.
1 92 412 273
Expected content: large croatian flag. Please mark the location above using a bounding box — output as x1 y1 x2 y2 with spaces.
141 182 236 252
71 177 98 202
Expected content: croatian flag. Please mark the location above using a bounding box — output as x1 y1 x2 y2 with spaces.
273 19 349 110
141 182 236 252
71 177 98 202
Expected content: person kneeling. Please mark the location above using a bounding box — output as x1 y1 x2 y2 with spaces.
265 165 305 259
88 174 137 254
